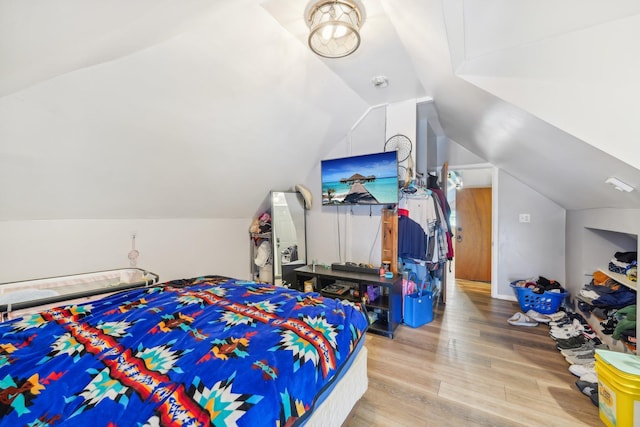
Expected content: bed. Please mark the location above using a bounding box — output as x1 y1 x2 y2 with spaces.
0 275 369 426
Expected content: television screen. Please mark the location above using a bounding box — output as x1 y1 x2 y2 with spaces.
321 151 399 205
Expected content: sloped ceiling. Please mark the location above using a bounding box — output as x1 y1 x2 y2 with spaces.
391 0 640 210
449 0 640 169
1 0 639 221
0 1 373 219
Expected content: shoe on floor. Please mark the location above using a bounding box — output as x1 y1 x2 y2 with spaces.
550 329 582 340
576 380 597 396
582 330 599 340
547 311 567 322
565 352 596 365
525 310 551 323
559 342 603 356
549 320 571 328
575 380 599 407
555 335 587 349
507 312 539 327
561 346 597 357
550 324 581 333
550 321 586 334
561 349 589 358
550 326 581 334
569 362 595 377
580 372 598 384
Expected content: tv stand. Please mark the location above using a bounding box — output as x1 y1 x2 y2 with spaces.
294 265 401 338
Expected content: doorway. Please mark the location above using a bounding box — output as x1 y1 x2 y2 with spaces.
447 168 493 284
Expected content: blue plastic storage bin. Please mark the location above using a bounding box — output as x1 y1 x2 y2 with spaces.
404 290 433 327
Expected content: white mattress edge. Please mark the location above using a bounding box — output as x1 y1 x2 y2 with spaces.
305 345 368 427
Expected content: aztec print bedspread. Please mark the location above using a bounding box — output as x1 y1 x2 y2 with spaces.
0 276 368 426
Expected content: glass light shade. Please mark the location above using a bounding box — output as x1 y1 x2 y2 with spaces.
307 1 362 58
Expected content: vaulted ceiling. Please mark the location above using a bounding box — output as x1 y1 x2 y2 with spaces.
1 0 639 221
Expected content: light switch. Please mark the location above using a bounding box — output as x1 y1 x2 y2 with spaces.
519 213 531 223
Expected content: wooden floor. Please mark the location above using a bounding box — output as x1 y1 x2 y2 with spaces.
344 279 601 427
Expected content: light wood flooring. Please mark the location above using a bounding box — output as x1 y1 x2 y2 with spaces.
344 279 601 427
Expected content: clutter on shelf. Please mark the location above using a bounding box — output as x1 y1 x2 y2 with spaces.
608 251 637 283
250 211 273 283
250 211 272 235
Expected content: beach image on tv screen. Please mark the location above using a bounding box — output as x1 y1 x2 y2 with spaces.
321 151 398 205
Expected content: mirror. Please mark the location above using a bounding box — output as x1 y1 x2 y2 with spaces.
271 191 306 286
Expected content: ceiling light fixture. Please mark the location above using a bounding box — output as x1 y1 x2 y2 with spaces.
305 0 364 58
605 177 634 193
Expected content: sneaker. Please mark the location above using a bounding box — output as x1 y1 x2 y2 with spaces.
569 362 595 377
573 319 591 331
507 312 539 327
549 319 571 327
561 348 592 357
525 310 551 323
580 372 598 383
550 321 586 333
576 380 598 397
560 342 608 357
565 352 596 365
568 312 589 324
550 329 582 340
555 335 587 349
547 311 567 321
575 380 599 407
550 327 576 335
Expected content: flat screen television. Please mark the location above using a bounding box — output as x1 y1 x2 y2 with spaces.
321 151 399 205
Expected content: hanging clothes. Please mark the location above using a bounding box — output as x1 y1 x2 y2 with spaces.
397 188 451 264
429 186 454 260
398 213 427 260
431 192 449 263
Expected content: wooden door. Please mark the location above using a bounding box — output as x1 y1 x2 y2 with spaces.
454 187 492 282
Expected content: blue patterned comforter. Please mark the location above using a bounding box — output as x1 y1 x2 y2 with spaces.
0 276 368 426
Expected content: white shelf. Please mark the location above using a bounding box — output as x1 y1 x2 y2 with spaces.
598 268 637 291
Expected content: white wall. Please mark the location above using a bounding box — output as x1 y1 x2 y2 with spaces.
0 218 250 284
386 99 417 181
446 138 487 166
306 204 387 267
494 169 566 299
305 103 393 267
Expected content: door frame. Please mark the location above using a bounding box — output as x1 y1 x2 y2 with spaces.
441 163 499 299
